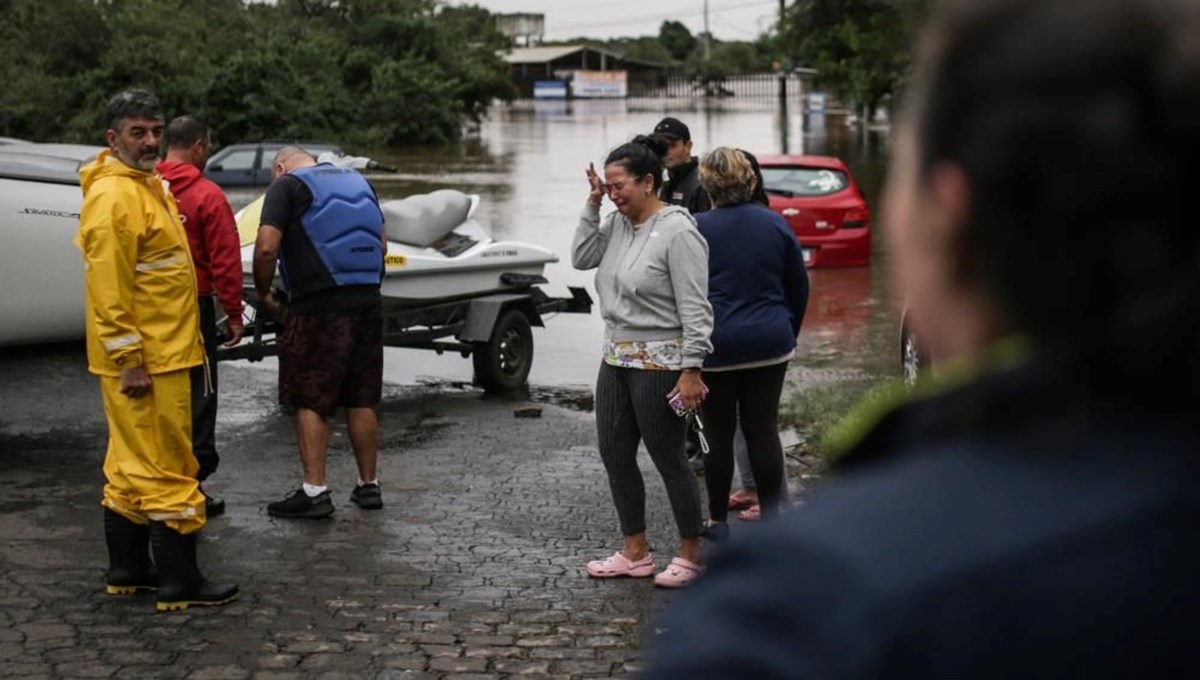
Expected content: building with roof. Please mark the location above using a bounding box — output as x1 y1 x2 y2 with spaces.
503 45 669 99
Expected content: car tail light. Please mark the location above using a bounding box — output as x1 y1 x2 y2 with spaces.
843 205 869 229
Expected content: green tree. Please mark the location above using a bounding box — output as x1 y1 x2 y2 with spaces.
607 37 673 66
0 0 516 147
658 20 697 62
781 0 928 115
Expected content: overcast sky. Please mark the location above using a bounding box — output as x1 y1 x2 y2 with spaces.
447 0 783 42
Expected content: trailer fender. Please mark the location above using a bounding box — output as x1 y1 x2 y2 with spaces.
456 294 544 343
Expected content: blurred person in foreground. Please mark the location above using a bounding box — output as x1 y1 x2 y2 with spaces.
647 0 1200 676
694 147 808 541
77 89 237 611
158 116 245 517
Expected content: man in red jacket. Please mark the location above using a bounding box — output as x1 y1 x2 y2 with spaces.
158 116 245 517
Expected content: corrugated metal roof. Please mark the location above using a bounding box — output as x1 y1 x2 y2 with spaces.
504 45 587 64
503 44 669 69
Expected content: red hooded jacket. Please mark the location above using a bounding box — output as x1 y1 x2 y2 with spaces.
157 160 244 322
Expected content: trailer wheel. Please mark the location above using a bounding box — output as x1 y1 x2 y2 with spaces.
473 309 533 392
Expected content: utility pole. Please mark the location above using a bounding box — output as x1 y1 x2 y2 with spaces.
703 0 711 61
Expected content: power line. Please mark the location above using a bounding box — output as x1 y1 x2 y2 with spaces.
550 0 777 34
712 15 765 38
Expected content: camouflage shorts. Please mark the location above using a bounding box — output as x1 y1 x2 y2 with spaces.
278 305 383 417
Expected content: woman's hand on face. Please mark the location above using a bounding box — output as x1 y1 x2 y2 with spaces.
668 370 708 412
586 163 605 205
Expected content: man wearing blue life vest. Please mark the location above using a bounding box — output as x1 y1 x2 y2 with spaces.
253 146 386 518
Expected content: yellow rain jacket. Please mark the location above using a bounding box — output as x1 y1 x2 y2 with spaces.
76 151 205 375
76 150 208 533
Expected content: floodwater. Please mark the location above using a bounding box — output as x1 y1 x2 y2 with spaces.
233 99 902 390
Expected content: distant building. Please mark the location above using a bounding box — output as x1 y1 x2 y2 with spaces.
496 13 544 47
503 45 668 99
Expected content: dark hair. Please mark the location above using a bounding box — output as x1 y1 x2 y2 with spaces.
604 135 664 191
105 89 163 132
907 0 1200 403
165 115 208 149
740 149 769 207
645 133 672 158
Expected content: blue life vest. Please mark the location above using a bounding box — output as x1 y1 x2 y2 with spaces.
285 164 384 291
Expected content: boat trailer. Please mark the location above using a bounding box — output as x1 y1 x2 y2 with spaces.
218 282 592 392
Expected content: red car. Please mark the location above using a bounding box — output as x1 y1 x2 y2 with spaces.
756 154 872 267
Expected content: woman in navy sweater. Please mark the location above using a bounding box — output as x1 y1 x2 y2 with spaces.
696 147 809 534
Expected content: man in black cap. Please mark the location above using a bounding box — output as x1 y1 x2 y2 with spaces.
652 117 712 215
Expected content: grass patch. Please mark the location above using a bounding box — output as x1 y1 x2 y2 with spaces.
780 377 901 465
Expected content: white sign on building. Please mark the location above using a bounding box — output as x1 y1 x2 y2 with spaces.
571 70 628 99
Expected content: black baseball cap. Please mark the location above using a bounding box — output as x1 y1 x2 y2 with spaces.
652 117 690 141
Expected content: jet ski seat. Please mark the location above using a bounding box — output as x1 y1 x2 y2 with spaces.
381 190 472 248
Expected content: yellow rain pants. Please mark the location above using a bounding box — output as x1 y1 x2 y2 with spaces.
99 369 206 534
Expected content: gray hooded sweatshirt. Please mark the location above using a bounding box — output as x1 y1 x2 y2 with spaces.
572 201 714 368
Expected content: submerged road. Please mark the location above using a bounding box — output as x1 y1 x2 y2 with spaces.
0 343 775 679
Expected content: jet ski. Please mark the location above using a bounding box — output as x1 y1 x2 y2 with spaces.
235 189 560 307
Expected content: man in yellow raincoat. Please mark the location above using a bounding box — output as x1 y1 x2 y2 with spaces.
75 89 237 612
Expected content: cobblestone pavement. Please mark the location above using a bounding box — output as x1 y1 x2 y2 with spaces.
0 348 725 679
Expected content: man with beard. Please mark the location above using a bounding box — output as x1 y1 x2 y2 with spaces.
76 89 238 611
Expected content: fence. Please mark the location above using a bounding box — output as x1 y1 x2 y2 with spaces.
513 71 828 103
630 72 812 100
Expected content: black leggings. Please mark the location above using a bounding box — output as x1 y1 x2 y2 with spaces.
595 363 704 540
701 362 788 522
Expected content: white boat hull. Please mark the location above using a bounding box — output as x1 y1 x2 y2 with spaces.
0 177 85 346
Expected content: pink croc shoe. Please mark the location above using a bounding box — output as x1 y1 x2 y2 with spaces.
738 504 762 522
586 552 655 578
728 490 758 510
653 557 704 588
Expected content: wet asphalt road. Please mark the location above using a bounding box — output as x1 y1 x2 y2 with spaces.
0 342 804 679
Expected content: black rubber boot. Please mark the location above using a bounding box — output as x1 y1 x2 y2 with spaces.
104 508 156 595
148 522 239 612
200 486 226 517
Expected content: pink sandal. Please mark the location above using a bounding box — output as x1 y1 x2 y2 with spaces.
586 552 655 578
737 504 761 522
653 557 704 588
728 490 759 510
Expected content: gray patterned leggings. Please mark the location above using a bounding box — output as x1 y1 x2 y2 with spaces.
595 363 704 540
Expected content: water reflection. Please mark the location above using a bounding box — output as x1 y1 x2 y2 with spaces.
227 99 901 388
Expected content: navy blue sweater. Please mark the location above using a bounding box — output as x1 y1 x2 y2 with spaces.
696 202 809 369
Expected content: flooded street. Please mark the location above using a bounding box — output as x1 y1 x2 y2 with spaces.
230 99 901 391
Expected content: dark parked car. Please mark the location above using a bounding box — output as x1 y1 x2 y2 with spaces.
204 141 342 187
